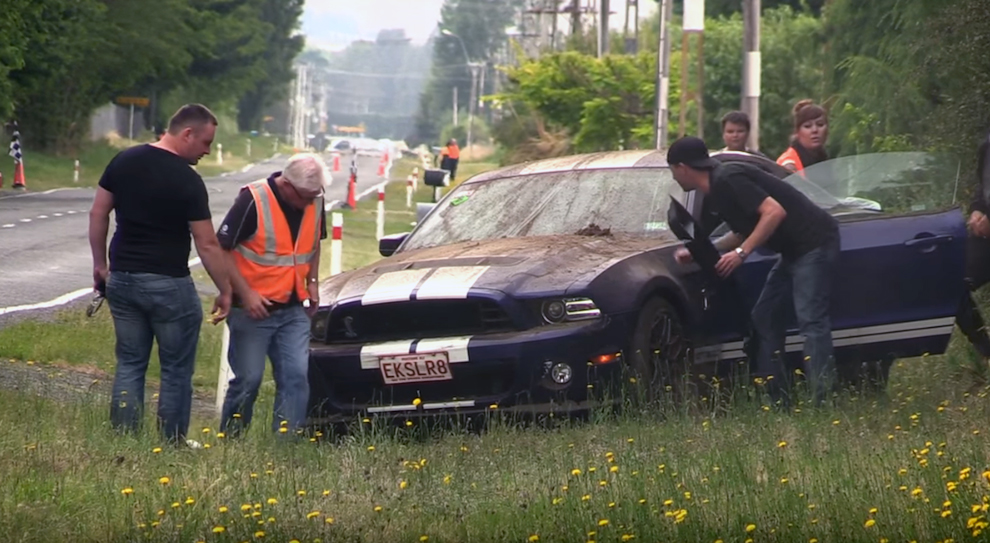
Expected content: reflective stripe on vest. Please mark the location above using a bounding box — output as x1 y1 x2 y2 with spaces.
234 180 321 267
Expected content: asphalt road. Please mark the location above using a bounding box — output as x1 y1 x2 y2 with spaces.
0 151 387 314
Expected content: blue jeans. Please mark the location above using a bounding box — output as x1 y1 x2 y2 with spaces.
106 272 203 442
751 235 840 406
220 305 311 437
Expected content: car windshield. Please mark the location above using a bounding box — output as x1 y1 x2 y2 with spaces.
782 152 963 214
402 168 684 251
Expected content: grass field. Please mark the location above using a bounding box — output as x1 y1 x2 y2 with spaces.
10 156 990 541
5 132 292 192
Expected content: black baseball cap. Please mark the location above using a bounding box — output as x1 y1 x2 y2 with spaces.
667 136 719 170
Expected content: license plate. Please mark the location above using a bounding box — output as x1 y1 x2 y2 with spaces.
379 351 452 385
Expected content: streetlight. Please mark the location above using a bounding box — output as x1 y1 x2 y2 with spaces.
441 28 482 153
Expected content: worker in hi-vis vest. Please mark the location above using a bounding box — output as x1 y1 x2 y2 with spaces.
214 152 328 438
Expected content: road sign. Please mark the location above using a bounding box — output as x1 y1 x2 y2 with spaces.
114 96 150 107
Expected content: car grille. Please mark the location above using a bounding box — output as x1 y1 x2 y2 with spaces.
329 362 517 406
326 299 515 343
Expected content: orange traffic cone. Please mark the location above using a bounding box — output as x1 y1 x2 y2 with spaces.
333 154 340 172
377 159 385 177
0 171 4 188
345 173 357 209
12 162 25 189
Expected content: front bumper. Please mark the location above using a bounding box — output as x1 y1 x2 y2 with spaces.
306 315 633 425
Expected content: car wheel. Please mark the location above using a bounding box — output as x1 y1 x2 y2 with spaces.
627 296 690 403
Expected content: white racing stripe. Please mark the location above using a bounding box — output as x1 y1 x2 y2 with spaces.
360 340 415 370
414 336 472 363
710 318 958 362
358 336 473 369
414 266 489 300
360 268 431 306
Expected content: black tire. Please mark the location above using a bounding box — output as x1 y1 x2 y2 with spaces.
627 296 690 403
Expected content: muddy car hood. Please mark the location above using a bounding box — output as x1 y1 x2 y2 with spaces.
319 233 681 304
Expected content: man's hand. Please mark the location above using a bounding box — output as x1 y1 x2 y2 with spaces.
93 265 109 291
674 247 694 265
306 281 320 318
970 211 990 238
242 290 273 320
715 251 744 278
210 291 232 324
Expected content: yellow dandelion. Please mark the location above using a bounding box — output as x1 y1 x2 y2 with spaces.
582 494 591 501
325 517 334 524
322 490 330 496
622 535 635 541
528 536 539 542
374 505 383 512
297 490 306 497
443 475 452 484
159 476 170 485
610 466 619 473
777 441 787 448
869 507 878 515
212 526 226 534
572 469 582 476
171 502 180 509
864 519 876 528
552 497 563 505
202 427 211 434
420 537 429 542
413 398 422 406
267 498 277 505
250 473 258 479
254 531 265 538
306 511 320 519
746 524 756 533
400 480 408 489
627 438 634 443
367 446 375 451
279 427 288 434
152 447 162 454
598 519 609 526
121 487 134 495
185 497 195 505
217 432 225 438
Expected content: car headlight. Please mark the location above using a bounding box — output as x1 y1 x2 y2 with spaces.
540 297 601 324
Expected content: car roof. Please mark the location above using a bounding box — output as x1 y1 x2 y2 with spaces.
462 148 782 185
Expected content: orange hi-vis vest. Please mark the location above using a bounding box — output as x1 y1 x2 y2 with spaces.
776 146 804 172
442 144 460 160
232 179 323 304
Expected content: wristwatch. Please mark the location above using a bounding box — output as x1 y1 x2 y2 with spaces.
734 247 748 260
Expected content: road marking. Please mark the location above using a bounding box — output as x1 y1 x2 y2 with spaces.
67 211 77 214
37 215 48 219
2 224 13 228
0 255 204 317
20 218 30 223
53 213 63 217
240 164 253 173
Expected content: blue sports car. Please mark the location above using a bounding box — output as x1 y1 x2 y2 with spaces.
306 149 968 426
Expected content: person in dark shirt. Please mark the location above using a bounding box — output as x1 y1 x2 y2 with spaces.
214 153 328 438
956 131 990 385
88 103 232 445
667 136 840 407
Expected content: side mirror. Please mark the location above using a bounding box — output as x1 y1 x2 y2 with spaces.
379 232 409 257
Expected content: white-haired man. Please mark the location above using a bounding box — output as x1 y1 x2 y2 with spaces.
215 152 328 437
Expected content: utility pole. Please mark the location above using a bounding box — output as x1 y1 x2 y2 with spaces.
453 86 458 126
598 0 610 57
467 62 481 152
742 0 761 150
679 0 705 139
654 0 672 149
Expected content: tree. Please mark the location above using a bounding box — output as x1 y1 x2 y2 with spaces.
236 0 305 132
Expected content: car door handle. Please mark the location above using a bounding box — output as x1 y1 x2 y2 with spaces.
904 234 953 249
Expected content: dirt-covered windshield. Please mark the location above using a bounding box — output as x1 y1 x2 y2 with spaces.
402 168 684 251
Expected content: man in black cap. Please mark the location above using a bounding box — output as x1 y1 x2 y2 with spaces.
666 136 840 406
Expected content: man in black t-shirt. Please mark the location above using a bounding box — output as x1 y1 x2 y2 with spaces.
89 104 233 445
667 136 840 407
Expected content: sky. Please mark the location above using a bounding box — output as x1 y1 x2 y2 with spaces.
301 0 660 52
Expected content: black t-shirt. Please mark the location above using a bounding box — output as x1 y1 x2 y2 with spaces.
701 162 838 258
217 173 328 308
98 144 211 277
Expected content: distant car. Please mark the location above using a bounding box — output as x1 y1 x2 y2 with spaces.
306 149 967 428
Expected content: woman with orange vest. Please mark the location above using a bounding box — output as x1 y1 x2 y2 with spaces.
777 99 830 173
214 152 328 438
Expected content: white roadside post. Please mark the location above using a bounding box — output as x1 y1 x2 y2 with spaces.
73 160 79 183
412 166 419 191
330 212 343 276
215 323 232 416
217 143 223 166
406 175 413 208
376 185 385 240
246 138 251 159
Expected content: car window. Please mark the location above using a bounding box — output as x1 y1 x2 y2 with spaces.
783 152 962 214
402 169 685 251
